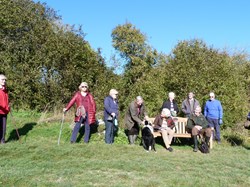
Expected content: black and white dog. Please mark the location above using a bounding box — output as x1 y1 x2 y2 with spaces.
141 121 156 152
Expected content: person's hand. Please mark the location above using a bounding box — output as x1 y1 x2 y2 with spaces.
111 113 116 117
195 125 202 131
144 116 149 121
63 108 67 113
219 119 223 125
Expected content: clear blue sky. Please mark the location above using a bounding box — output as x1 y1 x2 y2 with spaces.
35 0 250 61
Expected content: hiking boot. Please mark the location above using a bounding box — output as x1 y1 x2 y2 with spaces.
193 135 198 152
193 147 198 152
166 147 173 152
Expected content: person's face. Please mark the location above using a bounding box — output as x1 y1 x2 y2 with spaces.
80 85 88 92
136 99 143 106
0 77 6 86
194 110 201 116
111 93 118 99
209 94 215 100
188 93 194 99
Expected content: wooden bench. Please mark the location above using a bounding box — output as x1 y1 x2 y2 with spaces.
148 117 213 149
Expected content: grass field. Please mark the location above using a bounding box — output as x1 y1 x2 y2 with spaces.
0 111 249 187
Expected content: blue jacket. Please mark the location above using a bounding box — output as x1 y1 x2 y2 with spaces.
104 96 119 120
204 99 223 120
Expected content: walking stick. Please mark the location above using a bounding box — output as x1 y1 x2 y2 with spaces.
9 111 21 143
57 113 65 145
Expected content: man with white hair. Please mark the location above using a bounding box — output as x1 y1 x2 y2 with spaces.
153 108 176 152
0 74 10 144
125 96 149 145
204 92 223 144
187 106 212 152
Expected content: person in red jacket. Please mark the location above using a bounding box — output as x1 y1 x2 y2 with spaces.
0 74 10 144
63 82 96 143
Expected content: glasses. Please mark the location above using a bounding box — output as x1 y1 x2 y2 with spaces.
81 86 87 88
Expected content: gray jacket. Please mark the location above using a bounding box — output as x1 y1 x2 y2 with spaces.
181 98 200 117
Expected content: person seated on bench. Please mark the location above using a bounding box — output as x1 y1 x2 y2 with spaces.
153 108 176 152
187 106 212 152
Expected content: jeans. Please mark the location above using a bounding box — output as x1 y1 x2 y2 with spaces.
105 119 116 144
206 117 221 141
71 113 90 143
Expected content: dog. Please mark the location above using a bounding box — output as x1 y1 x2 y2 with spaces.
141 121 156 152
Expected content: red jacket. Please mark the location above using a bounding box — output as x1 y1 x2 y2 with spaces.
0 86 10 115
65 91 96 124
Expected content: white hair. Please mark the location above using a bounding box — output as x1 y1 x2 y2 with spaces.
136 96 143 101
162 108 171 117
168 92 175 98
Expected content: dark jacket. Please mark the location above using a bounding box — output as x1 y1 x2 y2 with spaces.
125 100 147 130
161 99 179 114
0 86 10 115
103 95 119 120
65 91 96 124
153 114 175 129
187 114 208 129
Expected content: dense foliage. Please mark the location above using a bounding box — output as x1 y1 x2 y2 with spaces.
0 0 249 129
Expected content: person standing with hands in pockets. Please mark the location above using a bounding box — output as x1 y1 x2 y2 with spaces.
103 89 119 144
204 92 223 144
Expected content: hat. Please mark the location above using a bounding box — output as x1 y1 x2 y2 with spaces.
109 89 118 95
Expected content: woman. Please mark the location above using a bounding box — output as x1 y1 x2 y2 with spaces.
153 108 176 152
103 89 119 144
0 74 10 144
161 92 179 117
63 82 96 143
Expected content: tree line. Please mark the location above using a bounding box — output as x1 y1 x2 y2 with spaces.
1 0 249 128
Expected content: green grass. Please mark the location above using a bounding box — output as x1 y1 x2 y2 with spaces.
0 111 249 187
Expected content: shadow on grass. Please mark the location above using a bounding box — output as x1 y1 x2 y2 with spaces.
7 122 37 142
76 123 99 142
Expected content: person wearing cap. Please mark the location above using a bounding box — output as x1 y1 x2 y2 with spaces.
125 96 149 145
204 92 223 144
103 89 119 144
161 92 179 117
181 92 200 117
153 108 176 152
63 82 96 143
187 106 212 152
0 74 10 144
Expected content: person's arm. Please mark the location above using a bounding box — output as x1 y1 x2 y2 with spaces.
187 116 195 129
181 100 187 114
64 93 77 112
129 103 143 125
218 101 223 119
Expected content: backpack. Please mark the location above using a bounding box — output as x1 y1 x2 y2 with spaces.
199 141 209 154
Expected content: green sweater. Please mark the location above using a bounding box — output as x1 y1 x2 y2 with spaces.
187 114 208 129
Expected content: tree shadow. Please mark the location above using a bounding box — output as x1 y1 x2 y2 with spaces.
7 122 37 142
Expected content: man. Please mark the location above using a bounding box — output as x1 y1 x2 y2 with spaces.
103 89 119 144
125 96 149 145
204 92 223 144
181 92 200 117
0 74 10 144
187 106 212 152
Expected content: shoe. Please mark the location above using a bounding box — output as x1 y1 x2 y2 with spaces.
217 141 221 144
167 147 173 152
193 147 198 152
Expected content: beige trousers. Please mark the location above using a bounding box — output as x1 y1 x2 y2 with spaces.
161 128 174 148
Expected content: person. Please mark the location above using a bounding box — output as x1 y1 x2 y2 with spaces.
125 96 149 145
181 92 200 117
63 82 96 143
153 108 176 152
0 74 10 144
103 89 119 144
187 106 212 152
161 92 179 117
204 92 223 144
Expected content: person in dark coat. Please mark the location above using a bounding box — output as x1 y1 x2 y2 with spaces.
63 82 96 143
161 92 179 117
103 89 119 144
125 96 149 145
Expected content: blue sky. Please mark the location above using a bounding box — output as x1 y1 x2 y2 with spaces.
35 0 250 61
